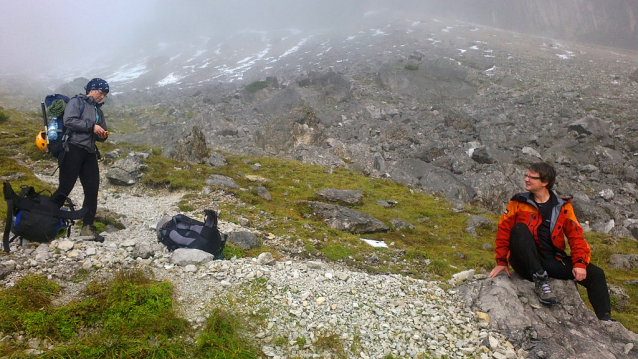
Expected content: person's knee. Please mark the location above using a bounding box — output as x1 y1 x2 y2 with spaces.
587 265 606 281
511 223 532 239
510 223 534 247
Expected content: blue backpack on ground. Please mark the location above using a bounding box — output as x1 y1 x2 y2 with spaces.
157 210 226 259
2 181 87 252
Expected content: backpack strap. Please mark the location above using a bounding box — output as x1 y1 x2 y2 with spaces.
203 210 218 227
51 96 86 175
3 182 14 252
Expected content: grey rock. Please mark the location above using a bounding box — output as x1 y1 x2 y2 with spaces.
56 240 74 251
167 126 209 164
471 146 510 164
256 252 276 265
111 155 146 174
376 200 397 208
105 150 119 159
608 254 638 270
568 116 613 138
226 231 260 250
458 274 638 359
170 248 214 266
292 144 346 168
390 218 416 231
418 168 477 203
308 201 389 234
207 151 228 167
205 174 240 189
608 284 630 311
315 188 363 205
466 215 496 236
254 186 272 201
105 168 137 186
0 264 14 280
133 243 154 259
307 261 325 270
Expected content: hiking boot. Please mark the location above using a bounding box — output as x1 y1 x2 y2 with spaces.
533 270 558 305
80 225 104 243
598 313 615 322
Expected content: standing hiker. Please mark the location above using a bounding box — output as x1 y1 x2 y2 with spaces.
51 78 109 242
488 162 612 321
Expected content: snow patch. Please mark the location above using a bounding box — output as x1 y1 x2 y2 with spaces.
157 72 185 86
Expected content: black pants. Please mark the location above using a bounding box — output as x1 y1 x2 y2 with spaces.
508 223 611 319
51 144 100 226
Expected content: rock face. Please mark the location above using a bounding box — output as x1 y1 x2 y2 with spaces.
458 274 638 359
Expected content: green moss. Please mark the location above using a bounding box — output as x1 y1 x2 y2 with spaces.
404 63 419 71
322 243 351 261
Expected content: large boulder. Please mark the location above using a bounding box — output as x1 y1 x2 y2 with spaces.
308 201 388 234
226 231 260 250
105 154 147 186
457 274 638 359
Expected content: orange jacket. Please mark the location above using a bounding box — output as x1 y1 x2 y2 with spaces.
495 192 591 269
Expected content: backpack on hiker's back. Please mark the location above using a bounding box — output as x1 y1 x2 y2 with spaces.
2 181 87 252
36 94 85 159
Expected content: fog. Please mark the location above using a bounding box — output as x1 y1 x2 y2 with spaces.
1 0 634 82
0 0 429 79
0 0 155 76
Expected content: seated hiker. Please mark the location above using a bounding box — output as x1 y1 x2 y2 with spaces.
488 162 612 321
51 78 109 242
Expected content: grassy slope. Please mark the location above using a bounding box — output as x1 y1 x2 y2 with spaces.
0 102 636 358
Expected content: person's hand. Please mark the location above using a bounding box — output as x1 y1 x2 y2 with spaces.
94 125 108 139
573 267 587 281
489 265 510 278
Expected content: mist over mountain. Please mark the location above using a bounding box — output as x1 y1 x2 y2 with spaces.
2 0 635 90
1 1 637 239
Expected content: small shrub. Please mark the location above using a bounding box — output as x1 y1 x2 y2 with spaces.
404 63 419 71
0 107 9 122
194 307 259 358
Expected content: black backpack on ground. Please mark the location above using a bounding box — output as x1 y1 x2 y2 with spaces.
2 182 87 252
157 210 226 259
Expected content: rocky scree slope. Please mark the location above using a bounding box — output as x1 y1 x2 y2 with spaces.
110 17 638 240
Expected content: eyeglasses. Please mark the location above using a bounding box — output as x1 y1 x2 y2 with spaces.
525 175 541 180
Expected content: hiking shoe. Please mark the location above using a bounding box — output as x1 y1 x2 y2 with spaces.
533 270 558 305
80 225 105 243
598 313 615 322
